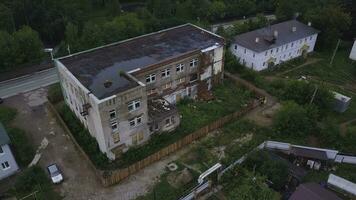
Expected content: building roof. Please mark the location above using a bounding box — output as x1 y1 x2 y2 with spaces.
0 123 10 146
289 183 342 200
233 20 320 53
58 24 224 99
291 146 329 160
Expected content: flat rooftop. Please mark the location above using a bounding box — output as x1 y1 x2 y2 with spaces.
58 24 223 99
233 20 320 53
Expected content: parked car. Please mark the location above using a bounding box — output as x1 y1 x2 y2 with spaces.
47 164 63 184
0 98 3 104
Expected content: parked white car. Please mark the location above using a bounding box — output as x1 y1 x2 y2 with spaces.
47 164 63 184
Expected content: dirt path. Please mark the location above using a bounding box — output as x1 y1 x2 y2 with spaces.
225 72 280 126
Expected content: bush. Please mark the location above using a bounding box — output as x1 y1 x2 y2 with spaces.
7 127 35 167
57 103 109 169
47 83 63 104
273 101 318 137
244 151 289 190
13 166 60 200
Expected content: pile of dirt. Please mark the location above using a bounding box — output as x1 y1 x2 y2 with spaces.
167 168 193 188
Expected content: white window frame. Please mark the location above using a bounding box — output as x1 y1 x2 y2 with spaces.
176 64 184 73
111 121 118 132
190 73 198 83
146 74 156 83
129 116 143 127
1 161 10 170
109 109 116 120
161 68 170 78
190 58 198 67
128 100 141 112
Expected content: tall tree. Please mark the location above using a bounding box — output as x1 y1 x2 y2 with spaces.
13 26 44 64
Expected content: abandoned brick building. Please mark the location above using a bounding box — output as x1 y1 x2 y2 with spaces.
55 24 225 159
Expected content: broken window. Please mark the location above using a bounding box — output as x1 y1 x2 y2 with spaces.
111 121 118 132
190 73 198 82
109 109 116 120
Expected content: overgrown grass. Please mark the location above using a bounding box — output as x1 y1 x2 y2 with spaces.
120 80 253 168
136 167 199 200
0 106 35 167
52 80 254 170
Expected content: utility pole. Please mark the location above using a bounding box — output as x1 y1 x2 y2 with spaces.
330 39 341 66
310 85 318 104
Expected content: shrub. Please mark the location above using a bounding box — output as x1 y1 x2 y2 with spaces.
273 101 318 137
7 127 35 167
57 103 109 169
244 151 289 190
13 166 60 200
47 83 63 104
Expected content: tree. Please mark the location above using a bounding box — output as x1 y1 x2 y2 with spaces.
207 1 226 21
244 151 289 190
0 31 16 71
273 101 317 136
107 0 121 16
227 170 280 200
65 22 80 53
0 3 15 32
304 3 351 47
275 0 298 21
147 0 175 18
13 26 44 65
80 22 104 50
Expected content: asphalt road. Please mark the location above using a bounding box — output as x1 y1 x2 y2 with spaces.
0 68 59 98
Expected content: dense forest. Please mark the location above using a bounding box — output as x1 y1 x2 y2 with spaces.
0 0 354 72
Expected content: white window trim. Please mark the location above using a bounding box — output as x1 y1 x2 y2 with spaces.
190 58 198 67
111 121 118 132
109 109 116 120
146 74 156 83
129 116 143 127
128 100 141 112
161 68 170 78
176 64 184 73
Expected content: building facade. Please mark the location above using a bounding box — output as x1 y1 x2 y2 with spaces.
230 20 319 71
350 39 356 61
0 123 19 180
55 24 225 160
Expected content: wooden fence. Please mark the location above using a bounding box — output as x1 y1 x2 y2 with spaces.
47 74 264 187
100 101 259 186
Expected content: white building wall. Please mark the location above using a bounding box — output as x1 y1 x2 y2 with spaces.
0 144 19 180
56 61 110 158
230 33 318 71
350 40 356 61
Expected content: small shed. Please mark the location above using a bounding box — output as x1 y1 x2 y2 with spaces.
333 92 351 113
350 39 356 61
